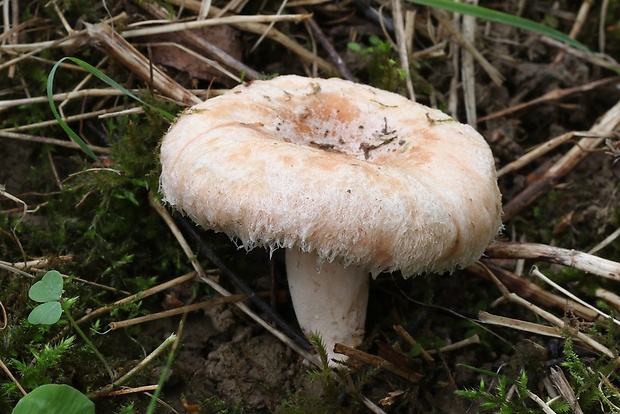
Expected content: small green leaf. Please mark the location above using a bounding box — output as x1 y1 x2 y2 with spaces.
12 384 95 414
29 270 63 303
347 42 362 52
28 302 62 325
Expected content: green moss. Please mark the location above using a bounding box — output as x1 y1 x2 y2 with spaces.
348 35 407 93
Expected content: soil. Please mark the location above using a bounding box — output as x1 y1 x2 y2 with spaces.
1 1 620 413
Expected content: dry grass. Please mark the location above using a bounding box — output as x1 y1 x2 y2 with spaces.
1 0 620 412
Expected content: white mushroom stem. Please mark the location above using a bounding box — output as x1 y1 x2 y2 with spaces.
285 249 369 366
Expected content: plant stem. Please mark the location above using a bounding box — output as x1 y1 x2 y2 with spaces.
91 333 177 399
146 332 180 414
61 299 115 380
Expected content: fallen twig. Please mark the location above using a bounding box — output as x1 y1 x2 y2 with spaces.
478 76 620 123
333 343 424 383
73 271 198 328
108 292 269 330
391 0 415 100
479 263 619 362
85 22 202 106
469 261 597 320
90 333 177 398
531 266 620 327
485 242 620 282
431 7 503 85
550 367 584 414
497 131 613 177
122 13 311 38
426 334 481 354
478 311 564 338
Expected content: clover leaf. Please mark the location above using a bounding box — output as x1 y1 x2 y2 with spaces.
28 270 64 325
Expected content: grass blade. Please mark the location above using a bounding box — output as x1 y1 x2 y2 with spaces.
47 57 176 166
407 0 589 52
408 0 619 75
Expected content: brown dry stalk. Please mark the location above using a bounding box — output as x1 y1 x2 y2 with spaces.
550 367 584 414
479 76 620 123
0 258 128 295
333 343 424 383
0 358 27 396
103 385 158 397
531 266 620 326
85 22 202 106
91 333 177 399
73 271 198 328
0 12 128 56
165 0 337 73
0 130 111 154
497 131 611 177
0 301 6 331
425 334 481 354
469 262 597 320
478 311 564 338
0 89 138 110
393 324 434 362
596 288 620 311
481 264 619 361
525 389 558 414
108 293 262 330
552 0 591 66
296 6 356 81
502 98 620 221
485 242 620 283
122 13 311 38
391 0 415 100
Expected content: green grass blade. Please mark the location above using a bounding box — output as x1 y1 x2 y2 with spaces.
407 0 589 53
47 58 103 166
47 57 177 165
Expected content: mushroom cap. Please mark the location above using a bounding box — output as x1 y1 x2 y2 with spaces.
160 75 502 277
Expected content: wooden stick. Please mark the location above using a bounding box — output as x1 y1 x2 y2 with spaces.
122 13 311 38
497 131 611 178
478 311 563 338
0 130 111 154
85 22 202 106
468 262 598 320
478 76 620 123
481 264 619 361
108 293 260 330
73 271 198 328
333 343 423 383
485 242 620 282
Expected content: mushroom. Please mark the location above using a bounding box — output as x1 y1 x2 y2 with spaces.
159 75 502 365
